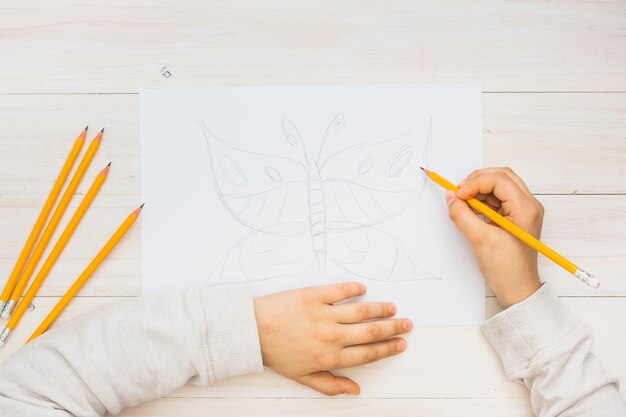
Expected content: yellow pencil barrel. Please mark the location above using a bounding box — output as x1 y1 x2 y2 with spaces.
27 207 141 343
0 129 86 310
1 132 103 318
5 165 109 332
422 168 598 288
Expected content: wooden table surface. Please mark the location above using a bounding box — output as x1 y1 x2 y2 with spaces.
0 1 624 416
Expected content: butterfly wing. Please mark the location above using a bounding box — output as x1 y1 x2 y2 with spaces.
198 119 309 235
319 117 432 231
199 119 317 284
205 227 315 284
327 223 438 282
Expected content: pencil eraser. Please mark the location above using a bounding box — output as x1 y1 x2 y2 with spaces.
575 269 601 289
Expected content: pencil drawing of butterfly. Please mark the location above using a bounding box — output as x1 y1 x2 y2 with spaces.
198 113 439 284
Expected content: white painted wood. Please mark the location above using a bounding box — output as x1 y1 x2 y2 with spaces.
1 93 623 197
1 195 623 297
0 1 624 93
0 94 139 197
483 93 626 194
0 297 623 403
118 398 534 417
0 2 624 415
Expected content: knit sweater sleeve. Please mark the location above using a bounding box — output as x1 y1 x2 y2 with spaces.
0 285 264 417
481 283 626 416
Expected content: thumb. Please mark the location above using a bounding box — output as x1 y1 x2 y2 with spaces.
445 190 486 243
296 371 360 396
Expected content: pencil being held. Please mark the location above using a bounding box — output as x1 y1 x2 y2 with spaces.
422 167 600 290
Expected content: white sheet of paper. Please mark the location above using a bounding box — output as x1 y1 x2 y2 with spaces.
140 84 484 325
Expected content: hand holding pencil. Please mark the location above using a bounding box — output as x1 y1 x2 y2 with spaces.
423 167 599 308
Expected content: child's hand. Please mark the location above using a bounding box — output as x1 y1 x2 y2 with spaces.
253 282 411 396
446 167 543 308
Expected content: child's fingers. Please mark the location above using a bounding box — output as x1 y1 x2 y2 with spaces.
446 191 489 244
314 282 366 304
341 318 412 346
469 199 501 216
296 371 360 396
332 302 396 323
339 338 406 368
473 192 502 209
467 167 533 197
457 172 528 209
485 194 502 209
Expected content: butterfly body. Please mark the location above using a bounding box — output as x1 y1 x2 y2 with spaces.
307 158 327 269
198 114 439 283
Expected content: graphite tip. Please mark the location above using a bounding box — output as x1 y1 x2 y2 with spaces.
84 125 89 131
107 162 112 167
100 127 105 133
140 203 145 209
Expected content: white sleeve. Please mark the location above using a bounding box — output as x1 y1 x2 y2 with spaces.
481 283 626 417
0 285 264 417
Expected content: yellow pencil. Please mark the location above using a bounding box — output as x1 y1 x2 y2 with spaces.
26 204 144 343
0 127 87 313
421 167 600 289
0 163 110 346
1 129 104 319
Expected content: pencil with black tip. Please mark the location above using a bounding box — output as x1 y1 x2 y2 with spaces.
421 167 600 289
0 163 110 346
26 204 144 344
1 128 105 319
0 126 87 314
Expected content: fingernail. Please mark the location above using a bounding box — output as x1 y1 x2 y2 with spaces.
396 339 407 352
359 284 367 295
445 190 455 206
403 319 413 331
458 179 467 188
388 303 397 315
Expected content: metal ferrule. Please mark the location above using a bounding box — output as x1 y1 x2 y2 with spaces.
574 269 601 289
0 327 11 347
0 299 15 320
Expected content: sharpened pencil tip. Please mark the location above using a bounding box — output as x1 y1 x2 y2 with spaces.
100 127 105 133
101 163 111 176
84 125 89 131
131 204 145 218
419 166 424 171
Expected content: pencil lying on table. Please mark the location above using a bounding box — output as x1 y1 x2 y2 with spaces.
0 127 87 314
421 167 600 289
0 163 110 346
26 204 144 343
1 128 105 319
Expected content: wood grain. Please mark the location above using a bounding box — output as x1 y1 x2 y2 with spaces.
1 194 623 298
0 297 623 402
0 93 624 197
119 398 534 417
484 93 626 194
0 1 624 93
0 1 624 415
